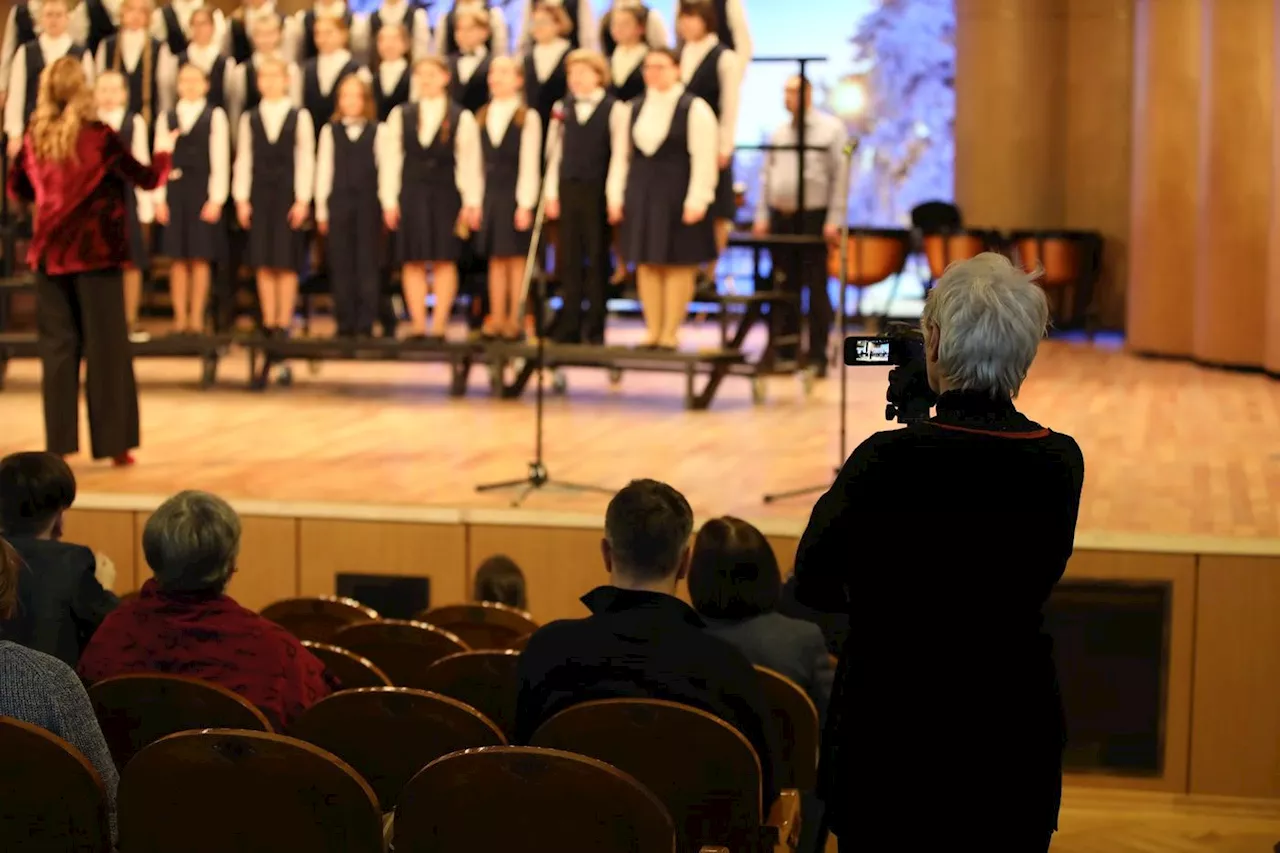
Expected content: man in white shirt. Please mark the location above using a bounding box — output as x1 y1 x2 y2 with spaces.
752 75 848 375
5 0 95 155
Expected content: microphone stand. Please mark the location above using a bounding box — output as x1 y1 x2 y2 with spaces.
763 139 859 504
475 107 613 507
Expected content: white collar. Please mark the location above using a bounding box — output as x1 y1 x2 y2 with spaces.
99 106 126 128
459 44 488 60
380 56 407 73
177 96 207 111
576 87 604 104
317 48 351 65
39 33 72 51
534 36 569 54
186 40 219 59
488 95 519 110
647 82 685 103
118 27 145 43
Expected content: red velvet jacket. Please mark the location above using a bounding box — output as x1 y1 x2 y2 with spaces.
7 121 170 275
77 580 335 730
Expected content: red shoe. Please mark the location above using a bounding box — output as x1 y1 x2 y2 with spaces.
111 452 135 468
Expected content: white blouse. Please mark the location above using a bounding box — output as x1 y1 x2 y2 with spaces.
605 83 718 212
678 35 742 159
158 40 232 114
378 97 483 212
3 36 96 138
454 44 486 84
480 96 542 210
543 89 628 203
528 37 568 83
310 47 371 94
153 98 232 207
314 119 387 222
377 57 408 97
231 98 316 203
100 106 155 222
609 42 645 88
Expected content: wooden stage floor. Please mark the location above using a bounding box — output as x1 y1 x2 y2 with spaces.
3 332 1280 538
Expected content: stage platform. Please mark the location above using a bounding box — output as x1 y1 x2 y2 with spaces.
1 330 1277 540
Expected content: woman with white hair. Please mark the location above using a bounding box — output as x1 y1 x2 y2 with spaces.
77 490 334 728
791 252 1085 852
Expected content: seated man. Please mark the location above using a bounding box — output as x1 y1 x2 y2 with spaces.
514 479 778 803
0 452 119 666
78 490 334 730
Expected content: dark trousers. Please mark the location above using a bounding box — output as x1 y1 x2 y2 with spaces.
36 268 140 459
327 207 380 336
553 180 610 344
770 208 834 367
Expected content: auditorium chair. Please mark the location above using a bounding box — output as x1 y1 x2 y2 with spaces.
531 699 801 853
330 620 470 689
289 687 505 812
117 729 383 853
260 595 381 643
754 666 820 792
416 602 540 650
87 673 272 771
0 717 112 852
419 650 521 739
301 641 393 689
395 746 686 853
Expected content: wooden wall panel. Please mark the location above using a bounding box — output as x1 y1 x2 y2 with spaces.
296 519 468 610
60 509 138 594
467 524 605 625
1190 555 1280 798
1064 0 1134 329
1061 550 1197 794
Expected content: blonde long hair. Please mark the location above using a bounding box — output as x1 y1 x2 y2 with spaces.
29 56 96 163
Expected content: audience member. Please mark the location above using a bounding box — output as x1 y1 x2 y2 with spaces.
792 253 1085 853
0 452 118 666
689 516 834 721
514 479 778 804
0 538 118 840
78 490 334 729
473 554 528 610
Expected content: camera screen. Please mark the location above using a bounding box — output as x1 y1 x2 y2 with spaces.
850 337 893 365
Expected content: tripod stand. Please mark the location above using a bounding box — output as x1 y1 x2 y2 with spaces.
475 114 612 507
763 140 861 505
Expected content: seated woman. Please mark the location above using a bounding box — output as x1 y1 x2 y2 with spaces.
0 539 118 840
77 490 334 729
473 554 528 611
688 515 834 719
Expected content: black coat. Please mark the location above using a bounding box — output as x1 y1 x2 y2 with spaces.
515 585 779 805
0 536 120 667
792 390 1084 840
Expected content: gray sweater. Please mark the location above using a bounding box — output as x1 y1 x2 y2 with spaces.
0 640 118 838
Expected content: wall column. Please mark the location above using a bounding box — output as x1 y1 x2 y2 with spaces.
1268 0 1280 374
954 0 1067 230
1194 0 1273 367
1126 0 1200 356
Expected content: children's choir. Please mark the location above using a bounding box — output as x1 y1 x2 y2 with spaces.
1 0 751 350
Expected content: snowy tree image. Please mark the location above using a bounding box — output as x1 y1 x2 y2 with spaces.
837 0 956 226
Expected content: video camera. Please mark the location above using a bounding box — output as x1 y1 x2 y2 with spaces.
843 322 938 424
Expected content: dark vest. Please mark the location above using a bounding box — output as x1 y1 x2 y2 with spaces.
303 56 358 137
442 5 495 56
479 103 523 188
401 100 461 192
168 104 213 194
177 51 229 111
523 45 567 131
609 50 644 102
560 92 614 185
301 7 352 61
373 64 410 123
448 53 489 115
12 4 36 50
628 91 693 188
23 42 86 126
682 42 724 116
329 119 377 203
249 106 298 201
161 5 188 55
229 12 282 64
82 0 116 54
102 34 163 126
243 60 264 113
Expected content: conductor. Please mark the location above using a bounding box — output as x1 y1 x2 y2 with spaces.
8 56 173 467
752 75 846 376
